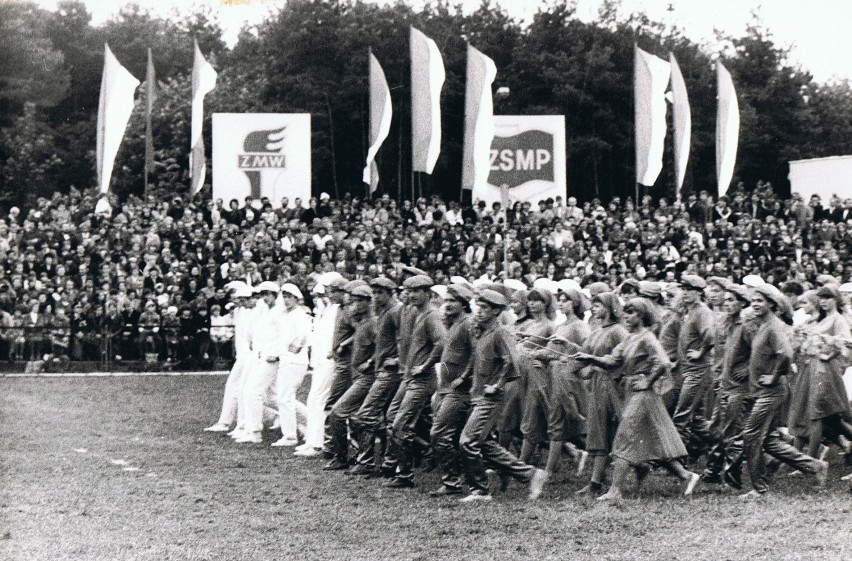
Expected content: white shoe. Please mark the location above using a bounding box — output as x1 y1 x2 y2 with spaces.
229 430 245 440
270 419 281 431
528 468 548 500
235 432 262 444
294 447 320 457
459 491 492 503
294 443 310 452
684 472 700 496
818 444 830 462
271 437 299 447
577 450 589 475
203 423 230 433
840 471 852 481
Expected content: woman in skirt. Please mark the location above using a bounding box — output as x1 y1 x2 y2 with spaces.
573 291 628 495
572 298 700 501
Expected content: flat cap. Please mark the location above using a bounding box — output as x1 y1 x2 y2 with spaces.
350 285 373 299
370 276 398 291
726 283 752 304
402 275 434 289
707 276 731 290
752 283 788 313
280 283 303 300
478 289 508 308
430 285 448 298
345 279 368 293
232 286 254 298
254 281 280 294
637 281 662 299
400 265 430 278
503 279 527 293
586 281 612 297
446 284 474 304
680 275 707 291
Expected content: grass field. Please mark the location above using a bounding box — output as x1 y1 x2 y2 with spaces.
1 375 850 561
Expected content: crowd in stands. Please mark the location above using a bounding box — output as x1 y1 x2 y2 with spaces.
0 180 850 367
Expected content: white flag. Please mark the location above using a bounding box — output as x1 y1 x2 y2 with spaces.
96 44 140 198
669 53 691 195
634 46 670 187
410 27 445 174
363 52 392 192
190 40 217 195
716 61 740 197
461 44 497 192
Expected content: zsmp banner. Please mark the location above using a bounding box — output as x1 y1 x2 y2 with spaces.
475 115 567 207
212 113 311 208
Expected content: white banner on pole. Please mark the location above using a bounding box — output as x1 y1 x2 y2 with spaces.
634 46 671 187
669 52 691 195
472 115 567 207
716 61 740 198
212 113 311 208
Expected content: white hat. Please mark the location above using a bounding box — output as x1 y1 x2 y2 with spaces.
319 271 344 285
838 282 852 294
557 278 581 293
503 279 527 293
532 277 558 294
742 274 766 288
232 286 253 298
430 285 447 298
320 192 331 201
280 283 303 299
224 280 248 292
255 281 280 294
311 283 326 295
450 275 472 288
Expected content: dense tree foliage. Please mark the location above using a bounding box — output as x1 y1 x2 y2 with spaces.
1 0 850 207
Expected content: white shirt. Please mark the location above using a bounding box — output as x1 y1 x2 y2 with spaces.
279 305 312 365
310 302 338 367
249 300 286 361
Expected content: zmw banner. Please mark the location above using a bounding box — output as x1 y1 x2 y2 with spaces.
212 113 311 208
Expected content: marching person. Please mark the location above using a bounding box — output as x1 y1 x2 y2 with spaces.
347 277 402 476
575 292 628 495
572 298 699 501
384 275 446 489
703 284 753 488
739 284 828 498
457 289 547 502
236 281 284 444
271 283 312 447
295 275 345 457
204 282 254 434
672 275 717 459
429 284 476 497
325 285 376 466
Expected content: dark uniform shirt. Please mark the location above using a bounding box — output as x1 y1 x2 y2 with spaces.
350 314 377 379
406 306 446 379
471 322 516 398
373 301 402 372
679 302 715 366
439 314 473 388
748 314 793 392
331 306 355 365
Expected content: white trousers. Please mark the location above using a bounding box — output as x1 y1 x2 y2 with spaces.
242 359 279 434
304 360 334 448
215 354 250 427
276 362 309 440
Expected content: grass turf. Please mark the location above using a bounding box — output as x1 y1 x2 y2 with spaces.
1 375 850 561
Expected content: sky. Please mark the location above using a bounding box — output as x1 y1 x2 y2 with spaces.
33 0 852 83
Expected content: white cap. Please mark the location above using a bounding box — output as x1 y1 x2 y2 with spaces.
232 286 253 298
224 280 248 292
280 283 303 300
503 279 527 292
311 283 326 295
320 192 331 201
742 274 766 288
449 275 472 288
430 285 447 298
557 278 581 293
532 277 558 294
255 281 280 294
838 282 852 294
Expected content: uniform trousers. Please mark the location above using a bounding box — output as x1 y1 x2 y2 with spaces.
323 361 352 460
303 360 334 449
705 384 750 485
380 378 410 472
242 359 279 434
672 363 714 454
351 370 400 468
215 354 250 427
460 381 537 492
430 389 471 490
329 373 375 463
743 384 822 494
390 377 435 480
276 362 308 441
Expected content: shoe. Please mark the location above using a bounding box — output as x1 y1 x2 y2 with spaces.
227 428 241 437
270 419 281 431
596 490 622 502
738 490 763 500
294 447 321 458
528 468 547 500
382 477 414 489
576 450 589 475
575 483 602 496
814 460 829 488
840 471 852 481
271 437 299 447
700 471 722 485
459 490 492 503
235 432 262 444
429 485 463 497
485 468 510 493
294 443 310 452
684 472 700 496
203 423 230 433
788 470 803 477
345 464 373 476
322 459 349 471
818 444 830 462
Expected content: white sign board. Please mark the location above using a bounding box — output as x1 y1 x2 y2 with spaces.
212 113 311 208
474 115 567 207
789 155 852 205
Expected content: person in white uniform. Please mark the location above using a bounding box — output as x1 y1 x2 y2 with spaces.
204 282 255 433
236 281 285 444
271 283 312 447
296 275 345 457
